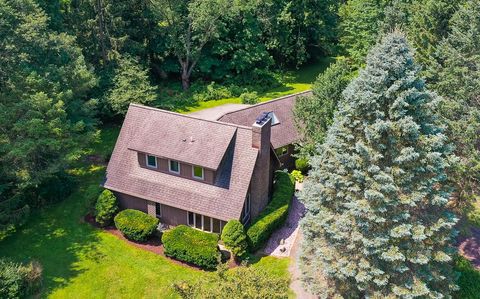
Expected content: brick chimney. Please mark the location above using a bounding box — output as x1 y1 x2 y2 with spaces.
249 112 273 219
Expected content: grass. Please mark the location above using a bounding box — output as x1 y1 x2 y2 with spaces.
0 126 290 298
0 60 329 298
455 256 480 299
157 58 333 113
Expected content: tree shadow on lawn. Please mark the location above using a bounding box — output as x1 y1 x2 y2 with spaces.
0 165 106 296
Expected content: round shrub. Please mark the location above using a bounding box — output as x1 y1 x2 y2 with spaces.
221 220 248 258
240 91 259 105
114 209 159 242
95 189 119 226
162 225 220 269
290 170 304 183
295 157 310 174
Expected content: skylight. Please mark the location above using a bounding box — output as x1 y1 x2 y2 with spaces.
267 111 280 125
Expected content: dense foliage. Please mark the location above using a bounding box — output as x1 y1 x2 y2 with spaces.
114 209 159 242
221 220 248 258
95 189 118 226
0 259 43 299
247 171 295 252
162 225 220 269
173 263 290 299
294 59 353 154
299 32 458 298
455 256 480 299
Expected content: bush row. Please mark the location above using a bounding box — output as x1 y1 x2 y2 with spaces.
246 171 295 251
114 209 159 242
0 259 42 299
162 225 220 269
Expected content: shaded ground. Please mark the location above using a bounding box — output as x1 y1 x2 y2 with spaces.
189 103 248 120
458 226 480 269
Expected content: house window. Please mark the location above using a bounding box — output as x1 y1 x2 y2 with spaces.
188 211 194 226
187 211 222 233
192 166 204 180
241 193 251 224
169 160 180 174
275 146 288 157
146 155 157 168
155 202 162 217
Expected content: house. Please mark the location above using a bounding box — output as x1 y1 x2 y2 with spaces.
103 91 310 234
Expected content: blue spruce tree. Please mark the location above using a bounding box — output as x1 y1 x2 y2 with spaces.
299 31 458 298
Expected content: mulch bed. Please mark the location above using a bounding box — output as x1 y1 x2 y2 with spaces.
457 226 480 269
84 213 238 270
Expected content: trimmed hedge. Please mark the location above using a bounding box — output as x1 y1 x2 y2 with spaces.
221 220 248 258
162 225 220 269
114 209 159 242
247 171 295 251
95 189 118 226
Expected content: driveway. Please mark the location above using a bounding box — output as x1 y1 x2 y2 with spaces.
188 103 249 120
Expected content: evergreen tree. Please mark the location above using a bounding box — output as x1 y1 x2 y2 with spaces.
338 0 385 66
294 59 353 155
431 0 480 208
106 56 157 115
299 32 458 298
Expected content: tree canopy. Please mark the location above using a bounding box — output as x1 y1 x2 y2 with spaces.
299 32 458 298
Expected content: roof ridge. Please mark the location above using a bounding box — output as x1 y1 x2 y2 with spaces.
129 103 253 131
217 90 311 120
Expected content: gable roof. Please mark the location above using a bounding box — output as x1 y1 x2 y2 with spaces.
104 104 258 221
217 91 311 149
128 105 236 170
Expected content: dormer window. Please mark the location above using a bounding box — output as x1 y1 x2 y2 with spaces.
169 160 180 174
192 166 204 180
146 155 157 168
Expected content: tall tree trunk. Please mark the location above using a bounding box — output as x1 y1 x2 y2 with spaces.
180 61 190 90
95 0 108 63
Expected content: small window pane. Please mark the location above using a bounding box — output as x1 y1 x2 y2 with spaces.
195 214 202 229
275 146 288 156
147 155 157 167
188 212 194 226
212 218 221 233
170 160 179 173
193 166 203 179
155 203 161 217
204 216 211 232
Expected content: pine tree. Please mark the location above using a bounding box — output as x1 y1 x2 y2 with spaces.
299 32 458 298
431 0 480 208
106 56 157 115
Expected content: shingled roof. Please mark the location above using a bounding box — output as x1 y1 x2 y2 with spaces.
104 104 258 221
217 91 311 149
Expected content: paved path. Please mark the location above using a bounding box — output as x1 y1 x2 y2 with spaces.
188 103 249 120
289 230 317 299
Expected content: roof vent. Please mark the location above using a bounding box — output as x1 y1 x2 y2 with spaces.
255 112 271 125
190 136 195 143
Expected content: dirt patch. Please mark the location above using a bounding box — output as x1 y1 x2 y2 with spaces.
458 226 480 269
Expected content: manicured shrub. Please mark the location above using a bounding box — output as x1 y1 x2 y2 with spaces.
221 220 248 258
295 157 310 174
114 209 159 242
247 171 295 251
95 189 119 226
240 91 259 105
162 225 220 269
290 170 304 183
0 259 43 299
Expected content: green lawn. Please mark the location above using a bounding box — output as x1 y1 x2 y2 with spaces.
0 127 290 298
165 58 333 113
0 60 330 298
